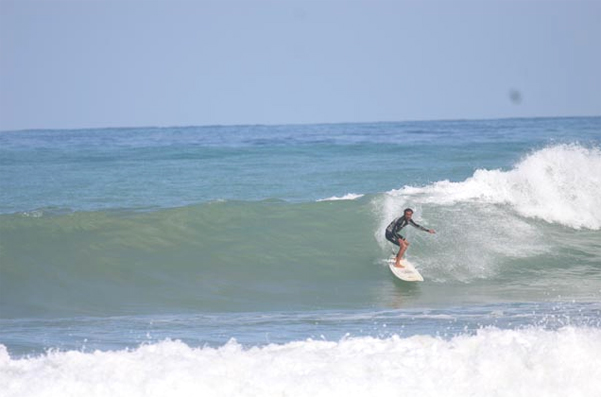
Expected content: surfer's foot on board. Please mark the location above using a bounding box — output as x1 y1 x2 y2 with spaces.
394 260 405 268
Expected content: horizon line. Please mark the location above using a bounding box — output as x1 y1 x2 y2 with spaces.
2 114 600 134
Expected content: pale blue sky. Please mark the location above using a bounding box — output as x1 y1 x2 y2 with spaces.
1 0 600 130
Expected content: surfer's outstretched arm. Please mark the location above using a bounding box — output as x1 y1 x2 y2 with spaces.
410 219 436 234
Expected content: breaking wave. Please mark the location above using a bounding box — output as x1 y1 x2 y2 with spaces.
2 327 600 397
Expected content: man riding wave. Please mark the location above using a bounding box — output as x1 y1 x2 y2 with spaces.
385 208 435 268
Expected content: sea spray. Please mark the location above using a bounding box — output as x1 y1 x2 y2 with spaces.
374 143 601 282
383 144 601 230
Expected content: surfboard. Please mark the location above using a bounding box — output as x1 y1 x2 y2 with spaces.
387 256 424 282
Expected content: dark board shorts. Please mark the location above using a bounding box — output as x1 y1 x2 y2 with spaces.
385 229 405 246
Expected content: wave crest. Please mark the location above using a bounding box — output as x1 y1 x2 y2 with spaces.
392 144 601 230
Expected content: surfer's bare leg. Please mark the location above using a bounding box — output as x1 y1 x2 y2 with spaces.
395 239 409 267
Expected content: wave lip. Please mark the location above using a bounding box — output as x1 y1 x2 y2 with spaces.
2 327 600 397
393 144 601 230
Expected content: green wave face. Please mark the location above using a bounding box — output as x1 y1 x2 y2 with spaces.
2 196 600 318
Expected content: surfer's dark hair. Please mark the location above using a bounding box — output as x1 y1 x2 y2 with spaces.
403 208 414 214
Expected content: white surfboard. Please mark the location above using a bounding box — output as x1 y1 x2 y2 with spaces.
387 256 424 282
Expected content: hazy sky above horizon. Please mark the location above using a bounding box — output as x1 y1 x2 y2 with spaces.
1 0 600 130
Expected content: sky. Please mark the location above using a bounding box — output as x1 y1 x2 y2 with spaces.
0 0 600 131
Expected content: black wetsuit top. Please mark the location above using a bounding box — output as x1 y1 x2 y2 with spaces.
385 215 429 243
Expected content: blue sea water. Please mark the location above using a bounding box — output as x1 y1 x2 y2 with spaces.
1 117 601 396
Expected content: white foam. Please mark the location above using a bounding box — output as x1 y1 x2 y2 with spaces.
389 144 601 230
1 327 600 397
317 193 364 202
373 144 601 282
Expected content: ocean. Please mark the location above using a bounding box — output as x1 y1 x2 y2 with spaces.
1 117 600 396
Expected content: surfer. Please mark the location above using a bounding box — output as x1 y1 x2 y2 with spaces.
386 208 435 268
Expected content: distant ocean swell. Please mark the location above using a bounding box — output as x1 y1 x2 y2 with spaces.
2 327 601 397
1 144 600 317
